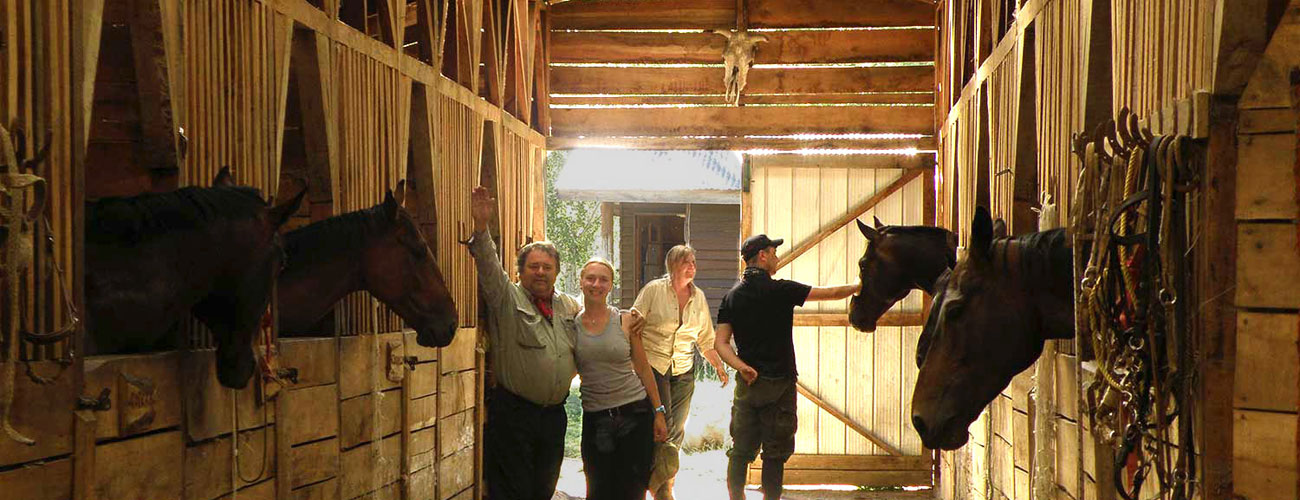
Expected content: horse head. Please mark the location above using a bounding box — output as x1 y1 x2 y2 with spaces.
848 216 957 332
360 181 459 347
910 206 1073 450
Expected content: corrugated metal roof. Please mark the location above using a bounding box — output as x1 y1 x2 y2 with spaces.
554 150 742 204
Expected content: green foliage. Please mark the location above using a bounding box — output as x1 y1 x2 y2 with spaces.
544 150 603 296
564 383 584 458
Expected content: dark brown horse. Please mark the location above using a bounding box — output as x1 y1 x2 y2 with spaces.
86 168 305 389
277 184 458 347
911 206 1073 450
848 217 958 332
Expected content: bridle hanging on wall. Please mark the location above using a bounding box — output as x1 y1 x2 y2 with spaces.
1071 108 1200 500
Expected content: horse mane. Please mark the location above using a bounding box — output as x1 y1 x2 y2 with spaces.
993 228 1071 290
87 186 268 244
284 204 402 263
881 225 959 267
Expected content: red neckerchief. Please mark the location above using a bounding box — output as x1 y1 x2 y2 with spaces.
531 293 554 322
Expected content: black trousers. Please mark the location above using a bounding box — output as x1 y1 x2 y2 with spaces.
581 398 655 500
484 387 568 500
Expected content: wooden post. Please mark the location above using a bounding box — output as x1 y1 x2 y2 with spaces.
129 0 179 179
1199 96 1239 500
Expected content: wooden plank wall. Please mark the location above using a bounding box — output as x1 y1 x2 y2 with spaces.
934 1 1228 500
1231 5 1300 500
2 3 548 500
685 203 740 319
748 156 929 478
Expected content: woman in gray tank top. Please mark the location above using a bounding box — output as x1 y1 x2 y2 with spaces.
570 258 668 500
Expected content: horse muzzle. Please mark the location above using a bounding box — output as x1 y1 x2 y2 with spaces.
415 317 458 348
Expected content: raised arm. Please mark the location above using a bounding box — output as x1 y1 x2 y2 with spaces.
467 186 510 306
806 282 861 302
714 323 756 384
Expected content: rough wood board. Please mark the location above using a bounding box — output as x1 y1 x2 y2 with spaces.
291 477 338 500
437 446 475 500
184 426 278 500
439 409 476 457
1235 133 1298 220
439 328 477 374
84 352 182 440
1012 409 1030 468
548 0 739 30
340 389 403 449
284 384 340 445
547 134 936 152
339 333 405 399
1235 223 1300 309
403 331 440 363
408 464 437 500
775 454 931 470
94 430 183 500
551 29 935 65
289 437 339 489
1239 107 1297 134
182 350 276 443
1235 312 1300 412
278 337 338 388
0 360 76 466
408 360 439 399
340 435 402 499
550 65 934 95
1056 354 1080 421
551 104 933 138
1240 4 1300 109
0 457 73 500
745 468 932 486
438 371 476 418
1057 420 1081 498
747 0 934 28
410 393 439 431
216 478 276 500
1232 409 1298 500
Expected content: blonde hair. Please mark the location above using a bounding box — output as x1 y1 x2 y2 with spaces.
579 257 616 279
664 244 696 277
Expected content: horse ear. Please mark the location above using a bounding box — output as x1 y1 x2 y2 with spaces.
382 190 400 220
992 218 1008 239
213 166 235 187
856 219 879 241
394 180 407 207
970 206 994 261
269 186 307 229
873 215 885 229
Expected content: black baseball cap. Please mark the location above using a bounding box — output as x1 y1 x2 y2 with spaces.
741 234 784 261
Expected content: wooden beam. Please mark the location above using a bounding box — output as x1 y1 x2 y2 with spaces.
291 28 339 205
795 382 904 456
792 311 924 327
775 168 924 271
550 105 933 137
549 92 935 106
550 65 935 95
546 134 937 151
747 0 933 28
533 7 551 132
550 0 735 30
415 0 439 63
766 454 931 470
550 29 935 65
481 0 504 105
129 0 178 173
375 0 401 46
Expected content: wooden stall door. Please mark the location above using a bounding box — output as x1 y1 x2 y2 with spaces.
745 156 932 487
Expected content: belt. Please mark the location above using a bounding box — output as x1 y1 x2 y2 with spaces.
587 397 650 418
491 386 565 410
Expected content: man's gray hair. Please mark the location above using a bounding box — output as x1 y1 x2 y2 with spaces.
517 240 561 274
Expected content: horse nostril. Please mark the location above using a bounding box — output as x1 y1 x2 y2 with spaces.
912 415 927 436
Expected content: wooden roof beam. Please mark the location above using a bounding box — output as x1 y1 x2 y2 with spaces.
550 105 933 136
550 65 935 95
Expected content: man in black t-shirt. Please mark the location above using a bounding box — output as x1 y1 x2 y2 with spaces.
714 234 861 500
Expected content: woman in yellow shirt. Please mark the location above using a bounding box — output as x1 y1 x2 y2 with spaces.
632 245 730 500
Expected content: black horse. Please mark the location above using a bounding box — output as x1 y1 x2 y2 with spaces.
277 182 459 347
848 216 958 332
911 206 1073 449
86 168 304 389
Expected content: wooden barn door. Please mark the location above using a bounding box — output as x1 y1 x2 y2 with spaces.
743 155 933 487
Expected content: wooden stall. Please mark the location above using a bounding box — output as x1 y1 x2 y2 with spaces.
934 1 1299 500
0 1 547 500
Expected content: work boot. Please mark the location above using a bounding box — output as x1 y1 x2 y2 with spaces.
726 458 750 500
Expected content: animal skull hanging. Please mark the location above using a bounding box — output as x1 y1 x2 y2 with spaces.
0 123 48 446
710 29 768 106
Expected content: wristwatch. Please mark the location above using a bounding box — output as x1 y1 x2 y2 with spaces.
654 405 667 415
